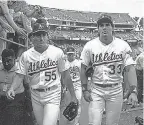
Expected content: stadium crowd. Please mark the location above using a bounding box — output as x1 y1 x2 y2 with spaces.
0 0 143 125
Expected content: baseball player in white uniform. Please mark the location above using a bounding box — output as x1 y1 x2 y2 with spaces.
135 52 144 104
6 18 77 125
80 14 138 125
59 47 82 125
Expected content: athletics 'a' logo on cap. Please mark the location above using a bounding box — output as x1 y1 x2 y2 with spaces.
38 24 44 30
69 49 73 52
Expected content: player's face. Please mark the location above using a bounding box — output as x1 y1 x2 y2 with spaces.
31 32 48 48
2 56 15 71
98 23 113 37
67 53 75 62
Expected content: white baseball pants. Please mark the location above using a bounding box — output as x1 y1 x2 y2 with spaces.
89 83 123 125
31 86 61 125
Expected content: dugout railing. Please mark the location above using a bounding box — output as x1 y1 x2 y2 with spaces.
0 36 28 48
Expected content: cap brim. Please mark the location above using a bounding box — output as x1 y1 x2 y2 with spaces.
28 30 47 38
32 30 47 34
67 52 75 54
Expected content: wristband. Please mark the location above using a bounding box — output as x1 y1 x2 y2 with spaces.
131 91 137 95
82 84 88 92
131 86 138 95
131 88 138 95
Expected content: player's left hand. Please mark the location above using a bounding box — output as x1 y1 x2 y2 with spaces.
128 93 138 107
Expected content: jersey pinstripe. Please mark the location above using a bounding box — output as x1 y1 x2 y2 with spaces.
66 59 81 88
81 37 135 85
16 45 69 89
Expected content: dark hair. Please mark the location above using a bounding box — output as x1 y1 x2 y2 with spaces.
1 49 15 58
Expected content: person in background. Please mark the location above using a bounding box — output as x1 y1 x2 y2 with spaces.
0 0 27 59
0 49 25 125
135 52 143 105
60 47 82 125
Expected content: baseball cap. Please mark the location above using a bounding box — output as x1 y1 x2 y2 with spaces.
28 18 49 38
97 14 114 27
66 47 75 54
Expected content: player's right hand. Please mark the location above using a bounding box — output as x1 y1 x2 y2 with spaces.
16 28 27 39
83 90 93 102
6 87 15 100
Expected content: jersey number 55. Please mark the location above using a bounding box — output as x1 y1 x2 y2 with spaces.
45 70 57 81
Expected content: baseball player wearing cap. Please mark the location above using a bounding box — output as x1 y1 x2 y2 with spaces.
80 14 138 125
6 18 77 125
59 47 82 125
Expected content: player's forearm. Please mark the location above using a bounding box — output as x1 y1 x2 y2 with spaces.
10 73 24 91
126 65 137 93
81 64 88 90
62 70 76 99
66 77 76 98
127 66 137 87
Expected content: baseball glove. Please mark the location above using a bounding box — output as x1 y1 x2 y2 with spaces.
63 101 78 121
135 116 143 125
85 66 94 78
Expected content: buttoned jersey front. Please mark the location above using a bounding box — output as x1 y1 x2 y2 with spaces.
16 45 69 89
81 37 135 85
66 59 81 82
66 59 81 88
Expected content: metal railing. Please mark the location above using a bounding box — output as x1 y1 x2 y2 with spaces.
0 36 28 48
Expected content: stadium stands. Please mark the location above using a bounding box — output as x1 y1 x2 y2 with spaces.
0 2 143 59
0 2 142 125
43 7 137 25
48 29 142 42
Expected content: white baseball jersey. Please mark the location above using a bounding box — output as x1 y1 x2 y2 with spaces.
66 59 81 88
16 45 69 89
135 52 144 70
81 37 135 85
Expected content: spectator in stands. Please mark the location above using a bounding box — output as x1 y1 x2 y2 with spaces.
135 52 144 104
0 0 27 59
7 0 34 17
0 49 25 125
10 3 43 59
12 11 32 34
0 0 27 38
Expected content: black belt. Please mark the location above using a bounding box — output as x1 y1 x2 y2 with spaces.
31 85 58 92
94 83 119 88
